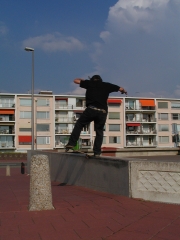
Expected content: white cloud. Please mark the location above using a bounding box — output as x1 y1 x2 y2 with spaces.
0 22 9 36
103 0 172 34
89 0 180 97
22 32 85 52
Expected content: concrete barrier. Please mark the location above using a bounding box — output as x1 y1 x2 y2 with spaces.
130 161 180 204
27 151 180 204
27 151 130 196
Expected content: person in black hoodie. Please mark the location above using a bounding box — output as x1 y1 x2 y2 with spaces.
65 75 127 156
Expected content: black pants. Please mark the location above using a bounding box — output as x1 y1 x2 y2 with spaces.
68 107 107 154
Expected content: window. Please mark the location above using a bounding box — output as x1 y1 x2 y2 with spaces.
158 102 168 109
0 97 14 107
109 136 120 143
159 136 169 143
56 123 68 133
109 112 120 119
102 136 106 144
126 114 135 121
172 124 180 133
20 99 31 106
109 124 120 131
37 99 50 106
76 99 83 107
177 125 180 132
171 102 180 109
108 103 120 108
59 100 67 106
37 111 49 119
172 114 180 120
36 124 50 131
19 128 31 132
58 136 69 145
20 111 31 119
158 113 168 120
158 124 169 131
37 136 50 144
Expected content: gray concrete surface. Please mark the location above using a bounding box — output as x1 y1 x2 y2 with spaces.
27 151 180 204
27 151 131 196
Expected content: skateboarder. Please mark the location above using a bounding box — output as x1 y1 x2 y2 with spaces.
65 75 127 156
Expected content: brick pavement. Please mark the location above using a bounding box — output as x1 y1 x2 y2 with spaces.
1 166 180 240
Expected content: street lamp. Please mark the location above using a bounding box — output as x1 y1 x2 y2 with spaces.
24 47 35 150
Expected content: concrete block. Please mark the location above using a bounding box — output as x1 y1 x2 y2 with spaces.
29 154 54 211
130 161 180 204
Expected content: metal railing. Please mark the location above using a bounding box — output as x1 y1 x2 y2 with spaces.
0 129 15 134
0 141 14 148
126 130 157 134
126 117 156 122
55 117 74 123
126 141 157 147
0 103 15 108
0 116 15 121
55 104 85 110
55 128 73 134
125 106 156 111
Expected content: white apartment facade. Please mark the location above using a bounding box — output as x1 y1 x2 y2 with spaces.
0 92 179 152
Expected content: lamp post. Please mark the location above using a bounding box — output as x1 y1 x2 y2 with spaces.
24 47 35 150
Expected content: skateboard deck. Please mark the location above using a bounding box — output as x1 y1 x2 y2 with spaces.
65 149 92 158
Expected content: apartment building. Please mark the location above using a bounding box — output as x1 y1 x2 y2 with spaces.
0 92 179 152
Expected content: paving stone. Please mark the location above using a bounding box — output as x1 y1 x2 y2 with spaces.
1 166 180 240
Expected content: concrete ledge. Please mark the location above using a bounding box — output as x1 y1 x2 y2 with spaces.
27 151 180 204
27 151 130 196
115 147 180 157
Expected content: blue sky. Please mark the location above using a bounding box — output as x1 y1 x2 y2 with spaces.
0 0 180 98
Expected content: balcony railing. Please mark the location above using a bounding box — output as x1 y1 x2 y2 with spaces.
55 117 74 123
55 128 73 134
126 117 156 122
126 141 157 147
0 103 15 108
0 141 14 148
125 106 156 111
0 129 15 134
55 129 90 134
0 116 15 121
55 104 85 110
126 130 157 135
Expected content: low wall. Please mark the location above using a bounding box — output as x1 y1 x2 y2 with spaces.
130 161 180 204
27 151 130 196
115 147 180 157
27 151 180 204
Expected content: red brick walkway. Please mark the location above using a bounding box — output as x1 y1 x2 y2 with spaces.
1 167 180 240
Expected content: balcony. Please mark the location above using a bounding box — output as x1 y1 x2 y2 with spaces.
0 116 15 121
0 141 15 148
0 103 15 108
125 106 156 111
55 117 74 123
0 129 15 134
126 131 156 135
126 141 157 147
55 104 85 110
126 117 156 123
55 128 73 134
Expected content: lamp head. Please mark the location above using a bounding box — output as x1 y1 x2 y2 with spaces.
24 47 34 52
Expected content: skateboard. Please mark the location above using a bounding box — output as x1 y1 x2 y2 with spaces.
65 149 99 158
65 148 92 158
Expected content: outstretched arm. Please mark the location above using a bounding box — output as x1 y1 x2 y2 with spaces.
74 78 84 84
119 87 127 95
